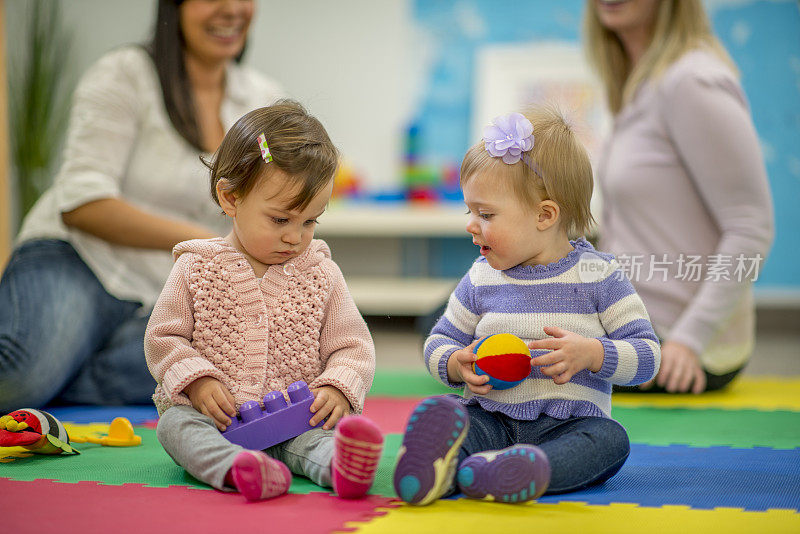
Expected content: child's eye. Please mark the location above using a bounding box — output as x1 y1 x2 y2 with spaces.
272 217 289 225
480 213 493 220
304 219 319 226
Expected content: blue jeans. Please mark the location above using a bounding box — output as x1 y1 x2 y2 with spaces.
0 239 156 411
455 403 630 495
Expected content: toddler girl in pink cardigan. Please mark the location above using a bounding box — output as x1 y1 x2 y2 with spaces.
145 100 383 502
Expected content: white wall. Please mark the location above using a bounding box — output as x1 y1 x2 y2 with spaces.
248 0 416 189
5 0 418 190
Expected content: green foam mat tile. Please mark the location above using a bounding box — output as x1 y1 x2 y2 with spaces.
615 407 800 449
370 371 453 397
1 424 401 497
0 427 208 489
287 434 402 496
4 406 797 498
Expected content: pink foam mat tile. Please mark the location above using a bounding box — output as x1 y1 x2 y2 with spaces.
362 397 422 434
1 478 398 533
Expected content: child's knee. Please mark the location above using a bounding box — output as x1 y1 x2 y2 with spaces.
156 405 211 446
598 418 630 464
155 407 180 447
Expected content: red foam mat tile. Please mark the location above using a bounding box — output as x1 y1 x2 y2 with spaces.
0 478 397 533
362 397 420 433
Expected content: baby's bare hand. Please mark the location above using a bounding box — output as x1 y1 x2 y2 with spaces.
528 326 604 385
183 376 236 431
451 340 492 395
310 385 352 430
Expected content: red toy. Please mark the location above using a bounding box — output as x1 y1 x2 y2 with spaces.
0 408 78 454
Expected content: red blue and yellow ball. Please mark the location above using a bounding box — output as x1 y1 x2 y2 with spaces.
473 333 532 390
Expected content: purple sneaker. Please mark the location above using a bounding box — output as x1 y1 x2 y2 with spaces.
393 396 469 505
457 445 551 503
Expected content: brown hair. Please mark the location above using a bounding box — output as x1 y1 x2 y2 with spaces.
460 105 595 237
145 0 247 152
206 99 339 210
584 0 736 114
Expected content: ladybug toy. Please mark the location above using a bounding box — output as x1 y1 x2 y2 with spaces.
0 408 78 454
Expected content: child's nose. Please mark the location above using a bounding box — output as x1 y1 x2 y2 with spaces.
283 228 302 245
466 217 479 236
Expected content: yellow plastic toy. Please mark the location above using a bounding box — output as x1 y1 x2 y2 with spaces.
70 417 142 447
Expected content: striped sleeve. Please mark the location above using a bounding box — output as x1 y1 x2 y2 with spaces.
592 268 661 386
423 271 479 387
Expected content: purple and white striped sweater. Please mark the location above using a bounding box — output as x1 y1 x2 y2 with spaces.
424 238 660 420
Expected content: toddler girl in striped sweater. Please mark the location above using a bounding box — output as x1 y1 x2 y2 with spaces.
394 106 661 505
145 101 383 502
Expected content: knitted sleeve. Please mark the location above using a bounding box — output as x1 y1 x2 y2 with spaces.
144 253 228 405
310 260 375 414
423 270 479 388
592 264 662 386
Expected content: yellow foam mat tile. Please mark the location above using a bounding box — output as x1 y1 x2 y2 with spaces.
613 376 800 411
340 501 800 534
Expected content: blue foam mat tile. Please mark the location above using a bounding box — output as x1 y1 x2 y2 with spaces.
532 443 800 511
42 405 158 425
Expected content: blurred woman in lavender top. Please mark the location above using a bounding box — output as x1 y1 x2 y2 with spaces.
585 0 774 393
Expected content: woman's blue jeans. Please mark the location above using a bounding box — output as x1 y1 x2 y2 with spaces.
0 239 155 412
455 402 630 495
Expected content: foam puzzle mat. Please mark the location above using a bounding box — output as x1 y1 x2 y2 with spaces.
2 375 799 533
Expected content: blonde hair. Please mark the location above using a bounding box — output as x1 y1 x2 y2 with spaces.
461 105 595 237
206 100 339 211
584 0 737 114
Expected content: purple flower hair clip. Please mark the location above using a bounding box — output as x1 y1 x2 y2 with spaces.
483 113 534 164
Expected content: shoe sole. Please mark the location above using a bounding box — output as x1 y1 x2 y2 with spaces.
393 396 469 505
457 445 550 503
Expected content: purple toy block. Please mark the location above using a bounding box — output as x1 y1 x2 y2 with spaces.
221 380 323 450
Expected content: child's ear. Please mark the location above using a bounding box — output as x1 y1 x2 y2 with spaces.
536 200 560 231
216 179 239 218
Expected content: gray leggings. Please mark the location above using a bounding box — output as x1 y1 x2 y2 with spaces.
156 405 335 491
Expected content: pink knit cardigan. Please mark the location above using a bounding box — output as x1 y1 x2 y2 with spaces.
145 237 375 416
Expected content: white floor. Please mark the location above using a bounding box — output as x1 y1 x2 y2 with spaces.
368 309 800 376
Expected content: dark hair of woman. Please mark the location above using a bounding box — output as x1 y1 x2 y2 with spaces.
144 0 246 152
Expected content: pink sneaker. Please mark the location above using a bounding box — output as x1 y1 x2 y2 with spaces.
332 415 384 499
229 450 292 501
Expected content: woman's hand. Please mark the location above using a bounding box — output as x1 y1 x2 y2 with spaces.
528 326 604 385
447 339 492 395
183 376 237 431
641 341 706 394
310 386 352 430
